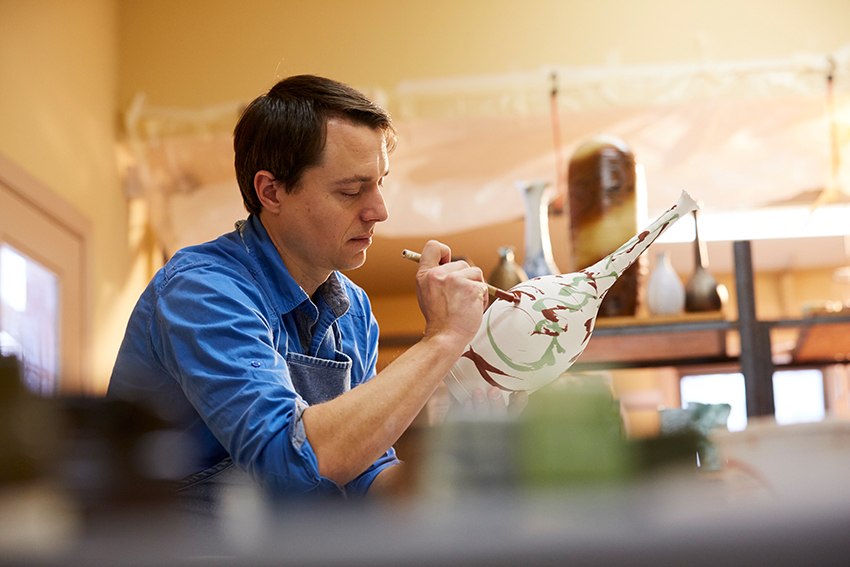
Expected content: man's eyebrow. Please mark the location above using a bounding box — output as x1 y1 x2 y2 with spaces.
331 170 390 185
332 175 374 185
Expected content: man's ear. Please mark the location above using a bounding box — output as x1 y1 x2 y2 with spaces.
254 170 281 213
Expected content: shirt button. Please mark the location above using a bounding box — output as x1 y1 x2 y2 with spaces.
250 360 261 368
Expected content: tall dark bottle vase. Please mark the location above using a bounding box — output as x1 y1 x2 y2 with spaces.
568 135 643 318
684 209 725 312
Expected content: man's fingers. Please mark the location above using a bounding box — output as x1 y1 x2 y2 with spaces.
419 239 452 268
488 387 504 404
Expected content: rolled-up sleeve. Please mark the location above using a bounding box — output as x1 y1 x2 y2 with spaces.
152 263 341 495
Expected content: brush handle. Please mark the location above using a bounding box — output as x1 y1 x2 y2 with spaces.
401 249 519 303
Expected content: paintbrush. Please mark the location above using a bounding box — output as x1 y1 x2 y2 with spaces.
401 249 519 304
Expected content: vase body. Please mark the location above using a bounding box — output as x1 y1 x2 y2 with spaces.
646 251 685 316
487 246 527 292
684 209 725 312
568 136 643 318
518 181 559 279
445 191 698 403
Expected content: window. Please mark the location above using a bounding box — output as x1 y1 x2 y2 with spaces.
772 369 825 425
680 369 826 431
0 244 60 394
1 154 88 393
680 373 748 431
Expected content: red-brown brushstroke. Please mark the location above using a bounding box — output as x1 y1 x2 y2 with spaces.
624 230 650 254
583 318 593 342
531 326 559 337
580 272 598 291
461 346 523 392
514 289 537 302
541 304 568 323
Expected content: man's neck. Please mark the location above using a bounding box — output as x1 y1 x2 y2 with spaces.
257 214 330 297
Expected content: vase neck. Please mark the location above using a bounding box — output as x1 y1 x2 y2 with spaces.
520 182 555 260
692 210 708 270
585 191 697 293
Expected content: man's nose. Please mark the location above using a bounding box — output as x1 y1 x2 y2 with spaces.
363 187 389 223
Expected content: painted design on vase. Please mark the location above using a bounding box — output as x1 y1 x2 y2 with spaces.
445 191 698 403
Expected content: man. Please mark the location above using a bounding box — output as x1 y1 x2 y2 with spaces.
108 75 491 501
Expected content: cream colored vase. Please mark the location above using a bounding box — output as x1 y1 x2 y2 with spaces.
444 191 698 403
646 250 686 316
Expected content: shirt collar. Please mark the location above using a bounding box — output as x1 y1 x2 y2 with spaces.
315 271 351 319
237 215 350 319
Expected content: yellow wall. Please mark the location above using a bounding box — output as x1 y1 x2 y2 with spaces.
0 0 154 392
116 0 850 109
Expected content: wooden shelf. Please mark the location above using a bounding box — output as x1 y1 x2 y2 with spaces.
594 311 727 329
577 312 730 366
789 314 850 363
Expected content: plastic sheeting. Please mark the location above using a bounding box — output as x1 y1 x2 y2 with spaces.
121 48 850 254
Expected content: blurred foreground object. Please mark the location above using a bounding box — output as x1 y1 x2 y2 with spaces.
660 402 731 471
1 354 194 514
422 372 706 498
0 355 58 483
519 375 630 487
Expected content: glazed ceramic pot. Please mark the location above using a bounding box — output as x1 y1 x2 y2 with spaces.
568 135 643 318
445 191 698 403
487 246 528 292
684 209 725 312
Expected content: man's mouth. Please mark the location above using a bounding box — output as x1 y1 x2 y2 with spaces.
351 234 373 245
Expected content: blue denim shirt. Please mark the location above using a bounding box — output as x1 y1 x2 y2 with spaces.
108 214 398 497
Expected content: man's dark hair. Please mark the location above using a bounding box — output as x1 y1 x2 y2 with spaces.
233 75 396 214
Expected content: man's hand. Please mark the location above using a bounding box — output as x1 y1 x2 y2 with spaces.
450 387 528 421
415 240 488 348
428 385 530 423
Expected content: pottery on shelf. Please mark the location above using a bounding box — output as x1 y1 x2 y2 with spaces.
445 191 698 404
646 250 685 316
518 180 559 279
568 135 643 318
684 209 725 312
487 246 528 292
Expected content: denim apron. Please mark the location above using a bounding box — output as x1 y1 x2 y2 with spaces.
177 320 353 514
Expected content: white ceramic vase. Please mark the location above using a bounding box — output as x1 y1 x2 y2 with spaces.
445 191 698 403
518 180 559 279
646 251 685 316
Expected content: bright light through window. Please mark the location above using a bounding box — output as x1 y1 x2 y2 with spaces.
0 244 60 394
773 369 825 425
657 203 850 244
680 370 826 432
681 373 748 432
0 245 27 312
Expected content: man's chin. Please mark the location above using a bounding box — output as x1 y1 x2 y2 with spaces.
339 251 368 272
